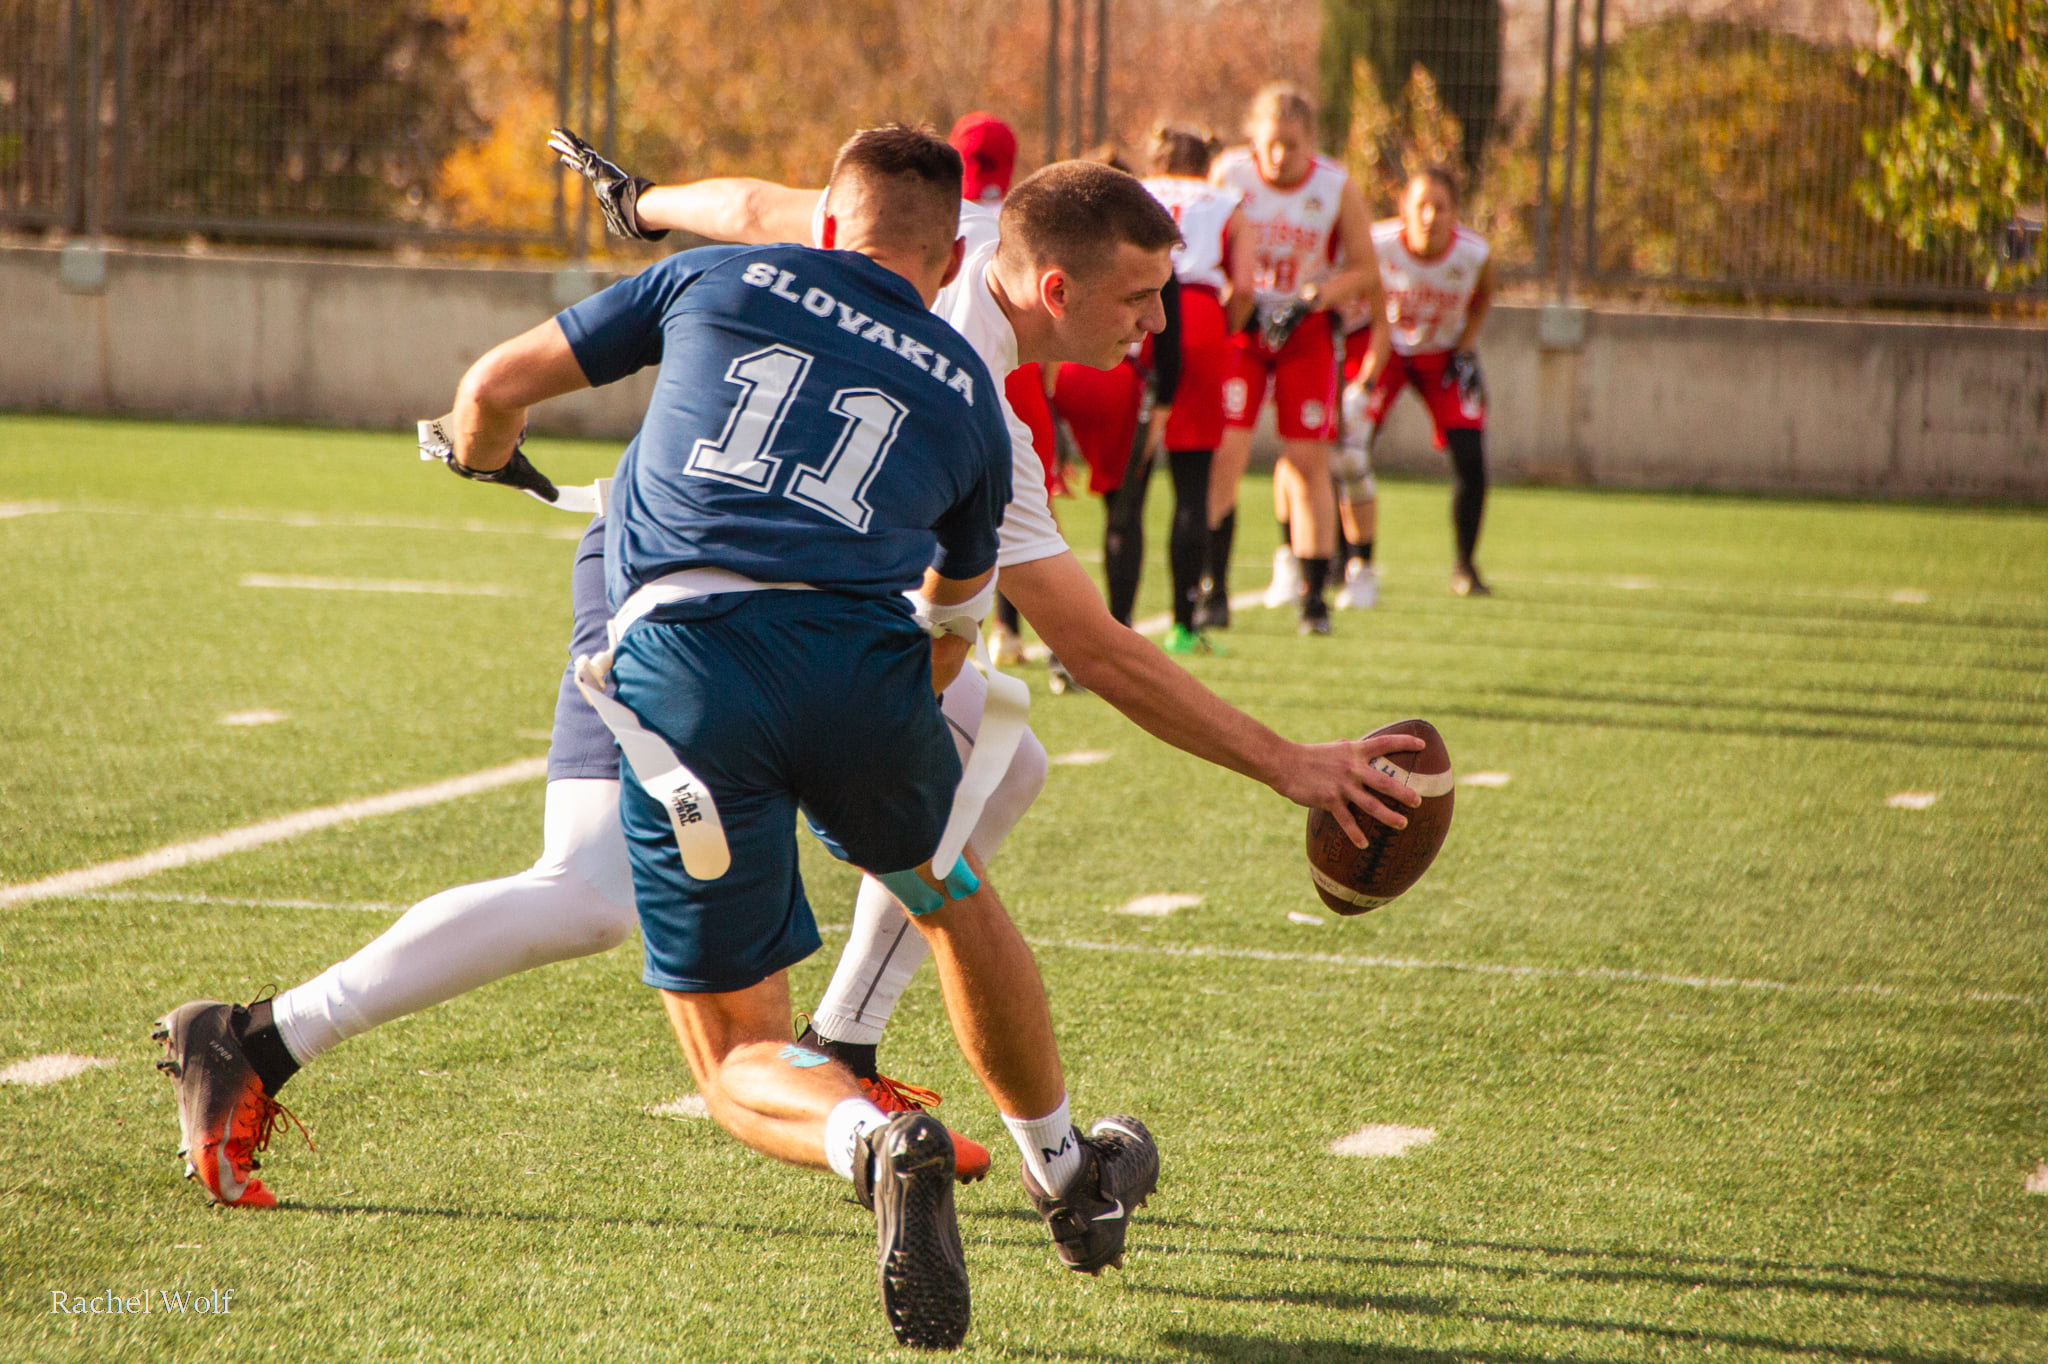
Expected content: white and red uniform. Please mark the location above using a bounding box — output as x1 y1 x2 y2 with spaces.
1142 174 1238 451
1351 219 1489 443
1212 148 1348 441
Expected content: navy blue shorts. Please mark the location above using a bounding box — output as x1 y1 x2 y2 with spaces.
548 517 624 782
610 590 960 994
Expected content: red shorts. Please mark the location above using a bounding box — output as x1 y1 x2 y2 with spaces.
1004 364 1065 496
1360 347 1486 449
1164 284 1230 452
1223 309 1338 441
1051 358 1146 494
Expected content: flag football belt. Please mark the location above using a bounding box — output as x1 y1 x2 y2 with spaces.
573 569 1029 893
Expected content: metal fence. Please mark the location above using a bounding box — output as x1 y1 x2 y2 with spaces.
0 0 619 250
1522 0 2043 304
4 0 2041 303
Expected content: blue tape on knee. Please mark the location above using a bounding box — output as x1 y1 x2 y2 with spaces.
876 858 981 917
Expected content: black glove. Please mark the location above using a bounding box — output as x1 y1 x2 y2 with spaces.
1259 296 1314 352
1449 349 1483 406
548 126 668 242
418 417 561 503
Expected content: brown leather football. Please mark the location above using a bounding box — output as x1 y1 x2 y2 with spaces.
1306 719 1455 914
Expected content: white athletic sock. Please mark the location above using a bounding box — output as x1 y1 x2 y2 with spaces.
808 666 1048 1047
1004 1095 1081 1197
824 1096 892 1183
272 779 635 1065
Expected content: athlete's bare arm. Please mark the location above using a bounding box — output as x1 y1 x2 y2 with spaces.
1223 210 1259 332
919 567 994 694
1456 257 1496 350
450 320 591 472
632 179 820 246
999 549 1421 845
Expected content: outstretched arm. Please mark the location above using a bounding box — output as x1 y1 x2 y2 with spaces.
998 549 1421 845
633 178 822 246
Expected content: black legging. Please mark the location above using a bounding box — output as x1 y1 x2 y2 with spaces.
1101 436 1154 627
1447 427 1487 570
1167 448 1213 630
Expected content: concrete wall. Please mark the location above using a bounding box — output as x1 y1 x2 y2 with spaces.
5 242 2046 501
0 242 654 436
1371 302 2048 501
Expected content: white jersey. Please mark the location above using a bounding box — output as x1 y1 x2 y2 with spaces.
1212 148 1348 308
809 194 1065 569
1140 175 1238 293
1371 219 1489 356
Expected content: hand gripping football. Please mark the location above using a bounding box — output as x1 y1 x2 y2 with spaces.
1306 719 1455 914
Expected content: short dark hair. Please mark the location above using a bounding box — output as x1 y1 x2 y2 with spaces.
995 160 1182 280
825 124 963 263
1147 123 1220 178
1410 164 1461 205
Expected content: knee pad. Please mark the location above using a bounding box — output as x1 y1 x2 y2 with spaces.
1333 435 1376 502
875 858 981 916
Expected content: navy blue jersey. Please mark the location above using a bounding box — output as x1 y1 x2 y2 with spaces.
558 245 1012 610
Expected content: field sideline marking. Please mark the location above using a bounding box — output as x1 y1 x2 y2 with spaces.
0 759 547 909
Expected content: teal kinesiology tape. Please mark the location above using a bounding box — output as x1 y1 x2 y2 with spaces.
875 857 981 916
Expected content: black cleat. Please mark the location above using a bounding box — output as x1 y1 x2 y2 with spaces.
854 1112 970 1350
1297 603 1332 636
1192 591 1231 630
1021 1115 1160 1275
1451 565 1491 597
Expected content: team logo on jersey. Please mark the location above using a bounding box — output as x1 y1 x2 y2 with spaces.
1303 196 1323 214
1446 266 1467 283
1299 399 1327 431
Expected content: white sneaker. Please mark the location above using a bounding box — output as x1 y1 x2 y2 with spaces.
1262 547 1302 609
1334 560 1379 610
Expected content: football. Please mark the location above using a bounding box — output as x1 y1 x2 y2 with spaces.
1306 719 1455 914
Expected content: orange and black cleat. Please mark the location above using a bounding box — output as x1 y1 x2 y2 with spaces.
153 1001 311 1208
860 1072 992 1184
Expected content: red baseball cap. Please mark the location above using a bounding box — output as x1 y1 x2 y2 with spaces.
950 112 1018 204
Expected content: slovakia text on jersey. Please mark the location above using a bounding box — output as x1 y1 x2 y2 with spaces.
557 243 1013 609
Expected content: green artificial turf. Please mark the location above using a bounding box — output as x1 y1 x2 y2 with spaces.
1 413 2042 1361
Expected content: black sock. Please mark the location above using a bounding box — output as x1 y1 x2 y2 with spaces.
1276 518 1291 552
1167 449 1212 630
1355 539 1374 566
233 998 301 1096
994 591 1020 634
1301 556 1331 611
797 1023 879 1082
1207 510 1236 598
1447 429 1488 570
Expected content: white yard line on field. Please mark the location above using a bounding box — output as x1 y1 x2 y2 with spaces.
40 500 586 540
1020 936 2046 1009
0 758 547 909
241 573 510 596
96 891 406 913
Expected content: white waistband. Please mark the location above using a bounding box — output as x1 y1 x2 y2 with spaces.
609 569 817 650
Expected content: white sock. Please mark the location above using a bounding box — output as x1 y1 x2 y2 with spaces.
1004 1095 1081 1197
809 667 1047 1047
824 1097 892 1182
272 779 635 1064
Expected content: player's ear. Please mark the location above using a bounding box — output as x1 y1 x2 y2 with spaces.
819 213 839 250
938 234 966 290
1038 267 1070 319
